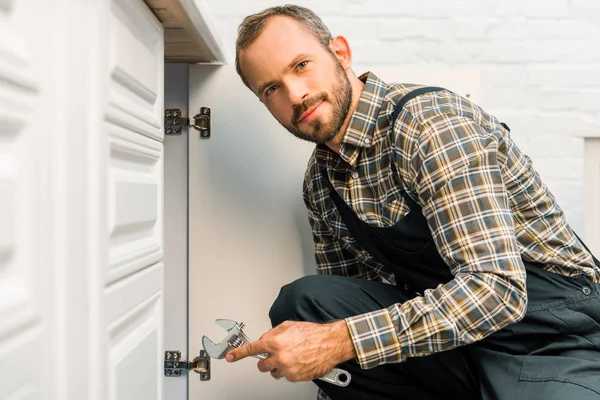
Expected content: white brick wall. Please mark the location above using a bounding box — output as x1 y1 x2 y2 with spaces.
205 0 600 235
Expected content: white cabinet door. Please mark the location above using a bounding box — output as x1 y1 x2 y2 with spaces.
187 63 317 400
0 0 55 398
0 0 166 399
104 1 165 400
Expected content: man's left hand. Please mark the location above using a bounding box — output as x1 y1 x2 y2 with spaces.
225 320 356 382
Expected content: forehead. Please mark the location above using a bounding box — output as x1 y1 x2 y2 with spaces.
239 16 327 91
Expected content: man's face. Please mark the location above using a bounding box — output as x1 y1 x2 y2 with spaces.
239 16 353 144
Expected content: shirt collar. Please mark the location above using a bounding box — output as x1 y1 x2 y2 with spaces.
315 71 388 168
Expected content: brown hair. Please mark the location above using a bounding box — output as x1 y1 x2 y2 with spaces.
235 4 333 90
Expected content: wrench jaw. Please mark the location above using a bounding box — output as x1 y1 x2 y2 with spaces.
215 318 238 331
202 334 232 360
202 319 247 360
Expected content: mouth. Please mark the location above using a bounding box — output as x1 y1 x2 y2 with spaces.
299 101 323 123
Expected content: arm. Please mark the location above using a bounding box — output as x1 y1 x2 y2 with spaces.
345 114 528 369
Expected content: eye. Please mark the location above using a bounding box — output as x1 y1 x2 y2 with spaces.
296 61 308 70
265 84 279 97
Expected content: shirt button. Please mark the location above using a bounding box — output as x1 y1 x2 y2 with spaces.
351 171 359 179
582 286 592 296
360 214 368 221
364 138 371 145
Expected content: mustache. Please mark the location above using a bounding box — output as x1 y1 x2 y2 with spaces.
292 93 328 126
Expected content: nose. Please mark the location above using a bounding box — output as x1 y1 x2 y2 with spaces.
286 76 309 106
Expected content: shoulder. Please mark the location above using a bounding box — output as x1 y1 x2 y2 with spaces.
382 83 508 190
384 84 509 155
391 85 503 134
383 83 428 114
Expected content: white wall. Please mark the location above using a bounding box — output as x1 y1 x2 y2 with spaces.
203 0 600 237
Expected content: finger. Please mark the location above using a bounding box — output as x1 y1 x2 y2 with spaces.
226 340 269 362
270 368 283 380
257 357 277 373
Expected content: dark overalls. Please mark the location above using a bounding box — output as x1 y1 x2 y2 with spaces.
268 88 600 399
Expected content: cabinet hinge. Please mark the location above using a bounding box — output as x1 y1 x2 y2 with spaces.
164 350 210 381
164 107 211 138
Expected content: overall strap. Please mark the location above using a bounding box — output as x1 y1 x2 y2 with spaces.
391 86 447 122
389 86 448 204
390 86 511 132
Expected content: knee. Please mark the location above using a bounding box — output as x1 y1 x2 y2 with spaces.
268 275 326 327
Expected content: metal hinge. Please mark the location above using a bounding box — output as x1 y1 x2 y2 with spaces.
164 350 210 381
164 107 211 138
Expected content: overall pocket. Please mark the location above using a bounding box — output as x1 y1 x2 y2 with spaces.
518 299 600 394
519 354 600 395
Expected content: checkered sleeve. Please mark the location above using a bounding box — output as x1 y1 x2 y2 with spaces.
344 114 528 369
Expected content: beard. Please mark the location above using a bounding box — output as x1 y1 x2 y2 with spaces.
282 59 353 145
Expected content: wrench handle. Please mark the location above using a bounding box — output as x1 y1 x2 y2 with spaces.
318 367 351 387
252 354 351 387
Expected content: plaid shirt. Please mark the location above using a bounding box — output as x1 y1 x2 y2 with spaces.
304 72 600 400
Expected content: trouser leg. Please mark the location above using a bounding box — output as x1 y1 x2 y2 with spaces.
268 275 480 400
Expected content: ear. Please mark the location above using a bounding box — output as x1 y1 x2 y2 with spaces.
329 36 352 71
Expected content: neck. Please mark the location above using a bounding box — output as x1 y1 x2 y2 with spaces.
326 75 365 154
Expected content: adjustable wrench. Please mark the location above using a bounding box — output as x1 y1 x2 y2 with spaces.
202 319 351 387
